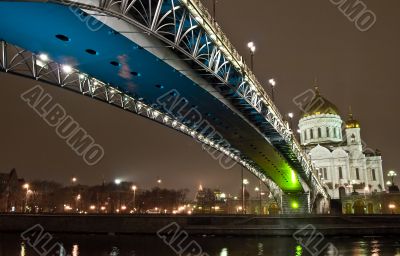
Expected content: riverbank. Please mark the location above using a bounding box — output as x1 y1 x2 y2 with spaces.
1 214 399 236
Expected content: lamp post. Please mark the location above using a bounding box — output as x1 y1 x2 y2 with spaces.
131 185 137 213
243 179 249 214
211 0 217 21
388 170 397 185
156 178 162 211
23 183 30 213
288 113 294 130
241 166 244 214
75 194 81 212
255 184 262 215
247 42 256 71
114 179 122 212
269 78 276 102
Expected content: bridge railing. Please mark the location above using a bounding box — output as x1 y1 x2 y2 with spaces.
182 0 284 120
182 0 328 198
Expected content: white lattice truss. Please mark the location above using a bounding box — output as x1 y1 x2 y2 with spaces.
0 41 286 205
1 0 329 200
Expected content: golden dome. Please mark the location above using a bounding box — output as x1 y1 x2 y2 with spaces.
302 83 340 118
346 108 360 128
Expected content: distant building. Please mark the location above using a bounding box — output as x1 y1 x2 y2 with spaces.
0 168 25 212
298 84 385 200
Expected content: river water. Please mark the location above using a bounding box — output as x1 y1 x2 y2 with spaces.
1 234 400 256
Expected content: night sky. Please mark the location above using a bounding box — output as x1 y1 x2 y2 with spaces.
0 0 399 197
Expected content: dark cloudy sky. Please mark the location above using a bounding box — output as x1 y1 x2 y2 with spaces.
1 0 399 197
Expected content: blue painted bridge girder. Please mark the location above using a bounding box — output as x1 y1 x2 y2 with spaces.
0 0 328 200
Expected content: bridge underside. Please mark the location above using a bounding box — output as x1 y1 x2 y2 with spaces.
0 1 306 193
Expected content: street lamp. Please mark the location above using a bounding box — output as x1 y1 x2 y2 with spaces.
388 170 397 185
71 177 77 184
242 179 249 214
75 194 81 211
247 42 256 71
114 179 122 211
389 203 396 214
269 78 276 102
288 112 294 130
210 0 217 21
255 185 262 215
22 184 31 213
131 185 137 212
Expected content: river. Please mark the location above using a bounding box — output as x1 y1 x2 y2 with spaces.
1 234 400 255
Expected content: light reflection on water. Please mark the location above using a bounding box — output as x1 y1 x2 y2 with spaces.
72 244 79 256
1 235 399 256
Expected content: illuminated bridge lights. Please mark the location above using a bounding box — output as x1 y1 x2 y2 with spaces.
0 0 329 201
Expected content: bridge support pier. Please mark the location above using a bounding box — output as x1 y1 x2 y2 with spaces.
281 193 311 214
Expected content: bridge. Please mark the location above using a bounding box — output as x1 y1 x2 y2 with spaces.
0 0 329 213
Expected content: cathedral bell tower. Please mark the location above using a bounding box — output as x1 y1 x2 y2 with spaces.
345 107 362 152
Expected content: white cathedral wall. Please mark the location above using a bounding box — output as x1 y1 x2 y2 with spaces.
307 144 384 199
299 114 343 145
366 156 384 192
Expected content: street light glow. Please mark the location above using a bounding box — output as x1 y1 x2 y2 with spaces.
247 41 254 48
114 179 122 185
269 78 276 87
131 185 137 191
243 179 249 185
288 113 294 119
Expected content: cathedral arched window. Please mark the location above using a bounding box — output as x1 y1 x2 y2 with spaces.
326 127 330 138
372 169 376 181
351 134 356 143
318 128 322 138
304 130 307 140
356 168 360 180
339 167 343 179
334 127 337 138
310 129 314 139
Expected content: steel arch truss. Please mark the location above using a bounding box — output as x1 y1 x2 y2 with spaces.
59 0 328 199
7 0 328 199
0 40 283 206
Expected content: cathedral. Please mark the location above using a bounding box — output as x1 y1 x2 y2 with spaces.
298 85 385 199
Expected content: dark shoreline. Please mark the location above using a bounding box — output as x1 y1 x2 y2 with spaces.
1 214 400 236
